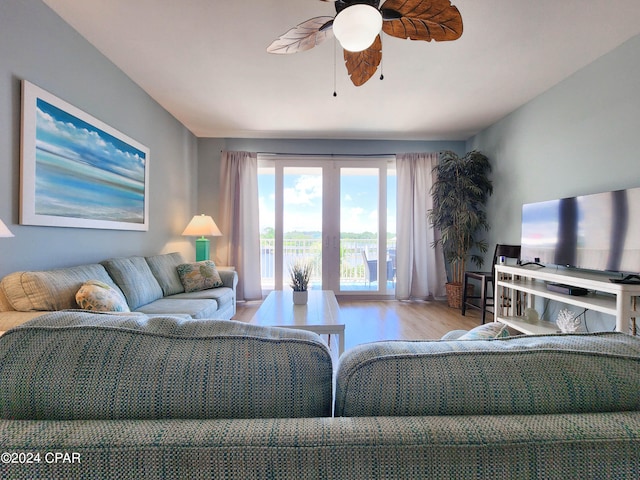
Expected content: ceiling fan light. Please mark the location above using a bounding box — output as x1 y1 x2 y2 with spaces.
333 4 382 53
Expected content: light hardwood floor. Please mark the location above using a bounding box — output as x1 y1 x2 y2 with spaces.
233 297 484 352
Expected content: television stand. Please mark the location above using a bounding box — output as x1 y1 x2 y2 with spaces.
610 274 640 285
494 265 640 335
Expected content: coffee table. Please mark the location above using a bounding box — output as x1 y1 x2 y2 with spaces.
250 290 345 356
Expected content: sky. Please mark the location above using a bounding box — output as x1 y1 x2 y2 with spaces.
258 167 396 235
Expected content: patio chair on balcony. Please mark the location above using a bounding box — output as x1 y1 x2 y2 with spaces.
362 250 377 287
388 248 396 285
362 250 395 286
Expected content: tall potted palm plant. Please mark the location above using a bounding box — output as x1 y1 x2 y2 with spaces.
429 150 493 308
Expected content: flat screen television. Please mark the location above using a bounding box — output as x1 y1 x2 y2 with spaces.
520 186 640 275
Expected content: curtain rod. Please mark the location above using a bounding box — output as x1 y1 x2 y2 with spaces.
255 152 397 158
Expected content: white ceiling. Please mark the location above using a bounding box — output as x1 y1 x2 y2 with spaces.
43 0 640 141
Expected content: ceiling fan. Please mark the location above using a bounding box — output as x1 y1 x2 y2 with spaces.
267 0 463 87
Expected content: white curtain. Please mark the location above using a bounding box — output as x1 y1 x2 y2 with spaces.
395 152 447 300
217 151 262 301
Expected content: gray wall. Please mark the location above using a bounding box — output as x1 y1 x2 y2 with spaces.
468 33 640 255
0 0 199 278
468 34 640 330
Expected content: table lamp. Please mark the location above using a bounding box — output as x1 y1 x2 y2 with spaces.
0 218 14 238
182 214 222 261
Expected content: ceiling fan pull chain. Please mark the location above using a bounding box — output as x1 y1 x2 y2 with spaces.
380 36 384 81
333 36 338 97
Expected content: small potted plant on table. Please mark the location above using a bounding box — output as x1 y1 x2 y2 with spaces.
289 260 313 305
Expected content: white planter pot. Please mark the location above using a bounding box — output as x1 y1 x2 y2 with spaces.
292 290 308 305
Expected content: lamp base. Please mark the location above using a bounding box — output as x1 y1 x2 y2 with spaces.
195 237 210 262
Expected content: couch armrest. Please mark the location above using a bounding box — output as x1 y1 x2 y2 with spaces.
0 311 48 332
217 269 238 289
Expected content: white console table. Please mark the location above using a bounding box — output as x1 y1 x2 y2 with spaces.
494 265 640 335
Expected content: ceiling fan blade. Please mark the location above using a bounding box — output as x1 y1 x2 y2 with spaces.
343 35 382 86
381 0 463 42
267 16 334 54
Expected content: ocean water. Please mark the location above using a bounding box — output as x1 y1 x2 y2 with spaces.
35 147 145 223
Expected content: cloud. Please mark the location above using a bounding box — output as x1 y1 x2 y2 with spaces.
283 174 322 206
36 105 146 182
340 206 378 233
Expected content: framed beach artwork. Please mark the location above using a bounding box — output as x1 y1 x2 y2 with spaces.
20 80 150 231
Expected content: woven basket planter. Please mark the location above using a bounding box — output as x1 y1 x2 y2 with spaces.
445 282 474 309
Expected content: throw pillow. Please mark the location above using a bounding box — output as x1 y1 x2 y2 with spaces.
457 322 509 340
76 280 130 312
177 261 223 293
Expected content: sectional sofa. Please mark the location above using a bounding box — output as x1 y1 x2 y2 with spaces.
1 310 639 479
0 252 237 331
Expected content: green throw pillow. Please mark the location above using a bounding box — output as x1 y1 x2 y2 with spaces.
457 322 509 340
76 280 130 312
176 261 223 293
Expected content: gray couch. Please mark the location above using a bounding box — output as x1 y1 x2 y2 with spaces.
1 310 639 479
0 253 238 331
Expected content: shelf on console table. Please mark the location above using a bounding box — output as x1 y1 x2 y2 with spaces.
497 317 559 335
494 265 640 334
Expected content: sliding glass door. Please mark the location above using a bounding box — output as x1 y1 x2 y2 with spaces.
335 163 396 294
258 156 395 297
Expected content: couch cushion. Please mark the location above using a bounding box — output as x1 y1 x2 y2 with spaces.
164 287 236 319
102 257 163 310
145 252 185 296
176 261 223 292
335 332 640 417
168 286 234 307
0 264 121 312
0 311 333 420
76 280 131 312
135 298 220 319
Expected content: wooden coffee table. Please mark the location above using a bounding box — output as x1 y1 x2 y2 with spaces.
250 290 345 356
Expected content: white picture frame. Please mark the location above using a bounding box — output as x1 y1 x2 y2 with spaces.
20 80 150 231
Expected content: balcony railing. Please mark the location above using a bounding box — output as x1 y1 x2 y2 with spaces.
260 238 396 290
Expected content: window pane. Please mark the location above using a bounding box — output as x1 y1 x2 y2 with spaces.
283 167 322 290
258 166 275 290
340 167 379 291
387 162 397 293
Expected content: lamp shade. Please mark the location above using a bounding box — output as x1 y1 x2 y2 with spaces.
0 218 14 238
332 4 382 52
182 214 222 237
